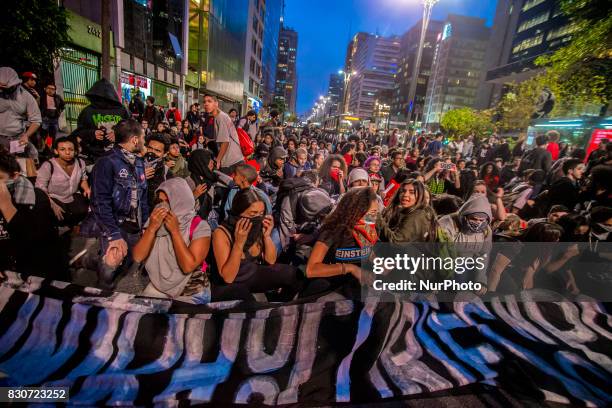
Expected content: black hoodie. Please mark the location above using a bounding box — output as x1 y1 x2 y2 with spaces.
76 79 131 163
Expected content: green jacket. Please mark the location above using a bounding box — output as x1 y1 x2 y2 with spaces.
376 207 437 243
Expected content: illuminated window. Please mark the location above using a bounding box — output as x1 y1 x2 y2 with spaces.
517 11 549 33
547 23 579 41
512 34 544 54
522 0 546 12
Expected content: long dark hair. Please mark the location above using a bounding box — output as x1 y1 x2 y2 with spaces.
319 187 376 238
229 188 266 218
382 179 437 240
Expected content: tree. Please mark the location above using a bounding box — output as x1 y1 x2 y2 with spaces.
534 0 611 115
0 0 71 80
440 108 493 138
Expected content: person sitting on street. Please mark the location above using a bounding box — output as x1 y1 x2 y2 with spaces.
0 150 65 281
134 177 211 303
35 136 90 227
165 138 190 178
211 188 300 302
377 179 437 243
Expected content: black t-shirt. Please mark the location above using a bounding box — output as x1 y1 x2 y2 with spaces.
0 188 66 280
317 228 374 266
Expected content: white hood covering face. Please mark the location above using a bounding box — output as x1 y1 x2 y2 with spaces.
0 67 22 88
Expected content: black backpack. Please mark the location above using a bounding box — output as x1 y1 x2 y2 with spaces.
273 177 312 214
518 148 537 175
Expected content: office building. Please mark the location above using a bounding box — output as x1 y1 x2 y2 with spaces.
477 0 578 108
274 26 298 116
262 0 283 107
326 72 344 116
423 15 491 127
188 0 248 111
391 19 444 124
344 33 400 119
243 0 265 112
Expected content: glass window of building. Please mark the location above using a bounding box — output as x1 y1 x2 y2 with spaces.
517 11 550 33
512 34 544 54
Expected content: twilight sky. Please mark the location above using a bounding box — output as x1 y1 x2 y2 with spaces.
283 0 498 115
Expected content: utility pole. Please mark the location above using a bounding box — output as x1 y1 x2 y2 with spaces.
406 0 439 127
101 0 111 79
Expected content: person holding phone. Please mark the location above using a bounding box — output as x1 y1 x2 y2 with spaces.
424 158 460 195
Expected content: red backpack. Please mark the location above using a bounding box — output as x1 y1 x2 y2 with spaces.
236 127 254 158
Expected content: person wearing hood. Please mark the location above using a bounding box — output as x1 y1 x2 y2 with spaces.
0 67 41 160
0 150 65 281
437 194 493 291
134 178 212 303
260 146 288 200
75 78 130 164
377 179 437 243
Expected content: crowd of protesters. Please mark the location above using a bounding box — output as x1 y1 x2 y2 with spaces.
0 67 611 304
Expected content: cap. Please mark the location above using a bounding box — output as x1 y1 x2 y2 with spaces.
548 205 569 214
256 143 270 155
21 72 37 80
348 168 369 186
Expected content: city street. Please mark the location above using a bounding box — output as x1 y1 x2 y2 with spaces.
0 0 610 406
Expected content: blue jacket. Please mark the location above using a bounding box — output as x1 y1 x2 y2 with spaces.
90 147 149 241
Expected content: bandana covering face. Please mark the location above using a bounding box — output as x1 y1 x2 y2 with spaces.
352 218 379 249
330 167 340 182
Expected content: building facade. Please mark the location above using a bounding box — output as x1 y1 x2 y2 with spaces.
423 15 491 127
262 0 283 108
391 19 444 125
187 0 248 112
274 26 298 116
477 0 578 108
344 33 400 120
243 0 265 113
326 72 344 116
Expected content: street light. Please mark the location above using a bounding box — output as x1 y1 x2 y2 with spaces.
406 0 439 127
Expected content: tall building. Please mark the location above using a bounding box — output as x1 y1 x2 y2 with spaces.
274 26 298 116
243 0 265 112
188 0 249 111
344 33 400 119
326 72 344 116
477 0 578 108
391 19 444 124
262 0 283 108
423 15 491 127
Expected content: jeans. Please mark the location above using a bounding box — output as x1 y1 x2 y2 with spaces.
42 117 59 142
97 228 141 290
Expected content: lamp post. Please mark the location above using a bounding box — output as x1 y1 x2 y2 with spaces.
406 0 439 128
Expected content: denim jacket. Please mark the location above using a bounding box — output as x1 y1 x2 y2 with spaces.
90 147 149 241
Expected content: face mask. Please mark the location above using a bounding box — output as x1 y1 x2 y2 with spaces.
330 168 340 182
0 85 18 99
465 217 488 233
144 152 159 162
244 215 265 248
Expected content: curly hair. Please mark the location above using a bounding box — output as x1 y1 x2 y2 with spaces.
319 187 376 238
319 154 347 181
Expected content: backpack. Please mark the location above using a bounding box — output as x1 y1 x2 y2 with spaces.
236 127 255 157
274 177 312 214
501 183 531 209
518 149 537 175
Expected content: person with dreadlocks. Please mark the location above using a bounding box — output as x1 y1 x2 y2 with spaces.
376 179 437 243
306 187 379 287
